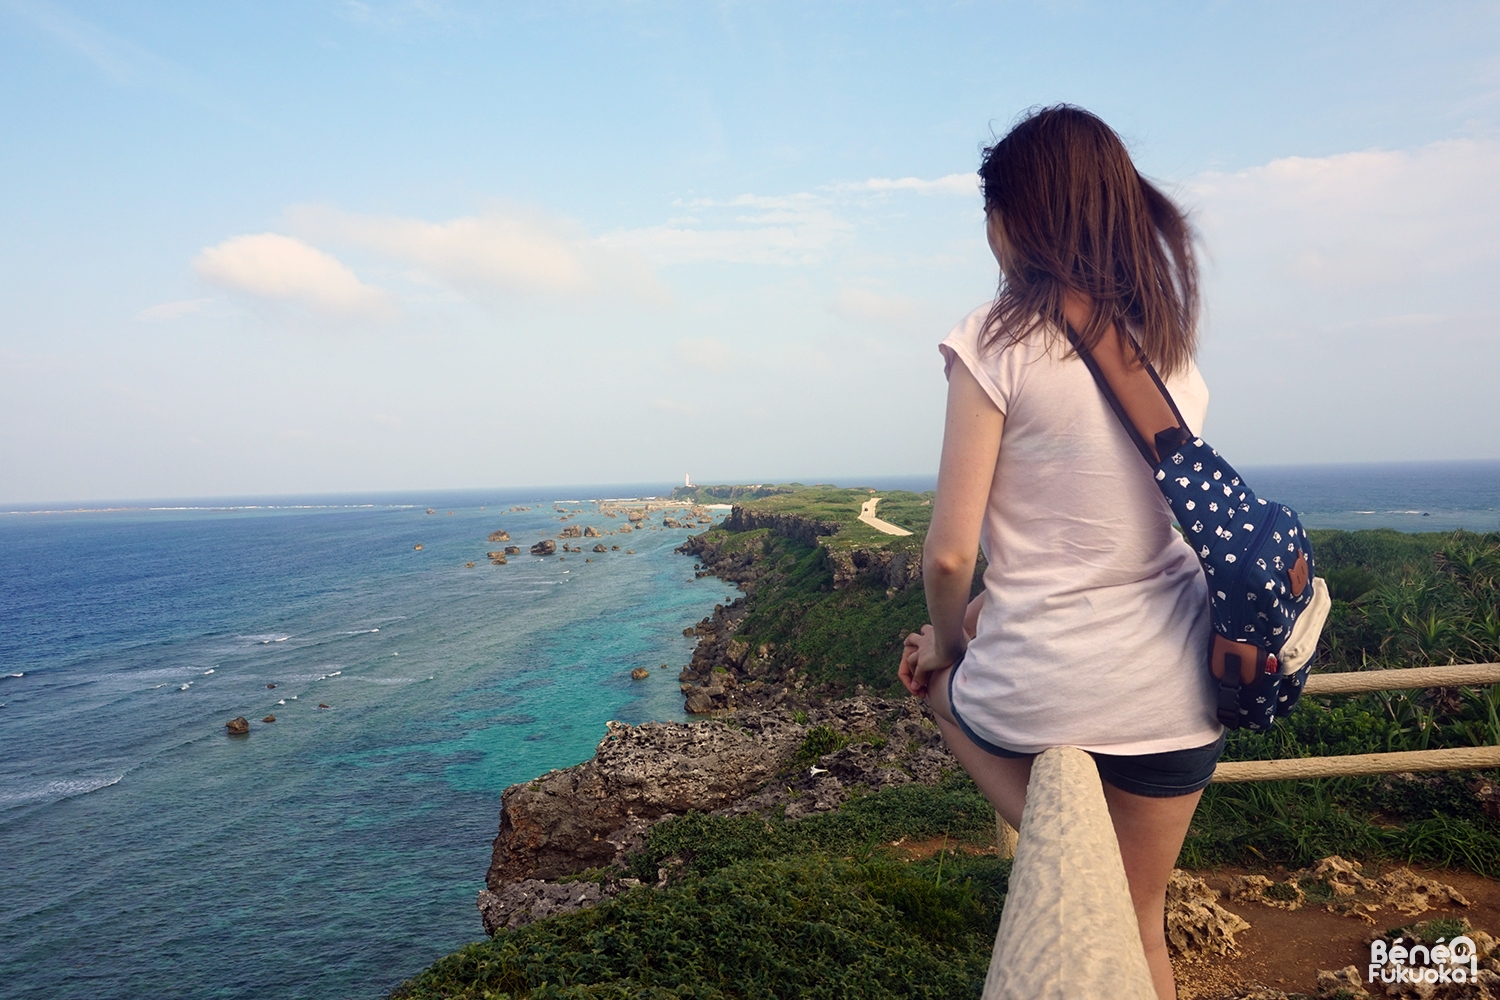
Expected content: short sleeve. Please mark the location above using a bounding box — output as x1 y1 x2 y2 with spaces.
1163 361 1210 438
938 302 1016 416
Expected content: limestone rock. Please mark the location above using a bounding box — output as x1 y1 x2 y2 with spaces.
490 556 508 565
559 525 582 539
226 717 249 735
504 545 521 555
530 540 557 556
583 526 602 537
486 715 805 885
480 697 960 935
1314 965 1369 997
477 878 622 934
593 544 607 553
1232 873 1306 910
487 529 511 542
1235 858 1470 922
631 667 650 680
262 715 276 723
1166 869 1251 960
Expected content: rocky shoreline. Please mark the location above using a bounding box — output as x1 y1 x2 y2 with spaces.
476 500 943 931
478 696 957 933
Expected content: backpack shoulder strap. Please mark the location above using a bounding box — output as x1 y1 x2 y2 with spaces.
1063 322 1192 466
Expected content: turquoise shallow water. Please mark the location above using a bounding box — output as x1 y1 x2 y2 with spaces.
0 487 738 1000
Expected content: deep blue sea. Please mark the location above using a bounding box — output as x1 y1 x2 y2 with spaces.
1 463 1497 1000
0 485 741 1000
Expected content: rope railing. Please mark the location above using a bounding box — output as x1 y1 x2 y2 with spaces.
1212 662 1500 783
992 662 1500 857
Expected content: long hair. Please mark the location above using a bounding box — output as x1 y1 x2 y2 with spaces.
978 106 1199 377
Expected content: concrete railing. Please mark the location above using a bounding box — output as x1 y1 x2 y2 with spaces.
984 746 1158 999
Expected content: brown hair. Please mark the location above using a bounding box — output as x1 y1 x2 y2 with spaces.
978 105 1199 376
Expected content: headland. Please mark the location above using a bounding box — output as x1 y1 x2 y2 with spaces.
394 487 1500 999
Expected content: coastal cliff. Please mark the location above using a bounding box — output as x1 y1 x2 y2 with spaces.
479 696 959 933
392 522 1500 1000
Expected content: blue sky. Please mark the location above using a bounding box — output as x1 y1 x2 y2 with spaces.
3 1 1498 503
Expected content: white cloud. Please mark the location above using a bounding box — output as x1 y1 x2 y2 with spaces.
193 233 394 319
290 205 666 305
1186 138 1500 463
609 173 976 267
675 336 739 372
830 173 979 197
1191 139 1500 295
136 298 212 321
832 287 922 325
606 191 852 267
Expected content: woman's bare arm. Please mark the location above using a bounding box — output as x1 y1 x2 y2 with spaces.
915 358 1004 680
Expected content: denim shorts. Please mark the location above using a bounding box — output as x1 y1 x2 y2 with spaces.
947 661 1227 798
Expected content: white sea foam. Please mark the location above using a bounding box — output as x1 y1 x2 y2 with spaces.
354 677 418 685
240 633 292 645
277 699 286 705
0 774 124 808
179 683 191 691
329 670 341 677
3 672 22 679
203 669 214 675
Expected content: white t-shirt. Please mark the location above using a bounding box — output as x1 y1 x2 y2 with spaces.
940 304 1223 755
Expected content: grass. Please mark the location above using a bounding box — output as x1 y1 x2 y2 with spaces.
394 777 1008 1000
393 854 1006 1000
393 526 1500 998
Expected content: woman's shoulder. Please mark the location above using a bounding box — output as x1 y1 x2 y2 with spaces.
939 302 1055 363
940 303 1055 415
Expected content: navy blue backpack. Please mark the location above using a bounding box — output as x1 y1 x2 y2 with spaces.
1067 324 1326 732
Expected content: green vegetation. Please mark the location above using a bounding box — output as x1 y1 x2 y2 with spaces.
730 526 934 695
1312 529 1500 670
395 522 1500 999
393 778 1008 1000
1186 530 1500 876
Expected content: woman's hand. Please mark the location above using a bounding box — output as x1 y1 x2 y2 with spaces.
898 624 955 699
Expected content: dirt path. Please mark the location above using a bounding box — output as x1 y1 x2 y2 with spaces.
858 497 912 536
1172 863 1500 999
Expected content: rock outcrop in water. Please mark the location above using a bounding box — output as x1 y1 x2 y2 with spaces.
530 540 557 556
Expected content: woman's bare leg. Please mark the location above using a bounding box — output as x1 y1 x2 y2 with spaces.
922 666 1032 828
924 665 1199 1000
1101 784 1202 1000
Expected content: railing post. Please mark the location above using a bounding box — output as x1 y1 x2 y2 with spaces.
994 813 1017 860
983 746 1156 1000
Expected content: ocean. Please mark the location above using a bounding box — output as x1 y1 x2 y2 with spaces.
0 487 740 1000
2 462 1497 1000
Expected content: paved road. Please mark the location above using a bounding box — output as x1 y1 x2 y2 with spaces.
858 497 913 536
